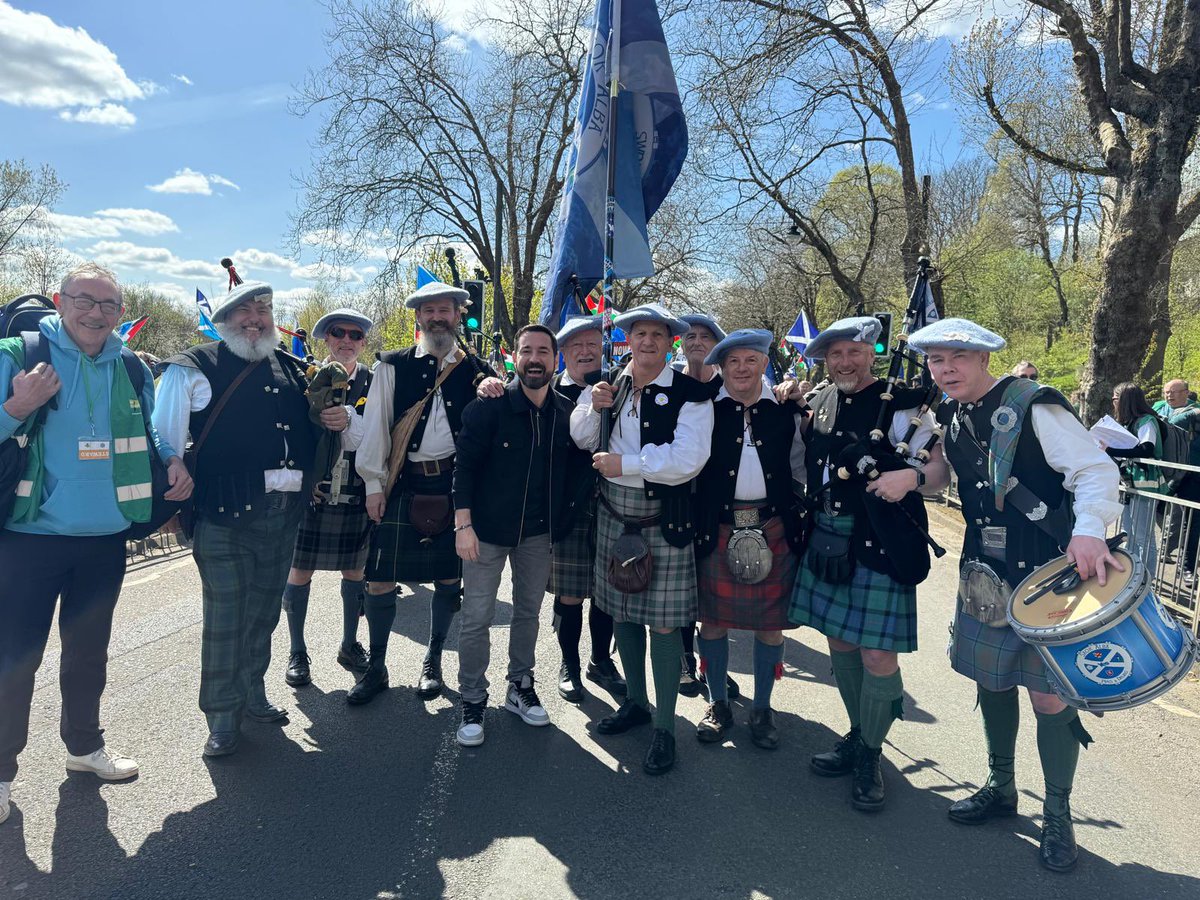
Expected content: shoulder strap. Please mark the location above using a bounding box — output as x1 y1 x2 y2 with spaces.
120 347 145 395
19 331 56 412
191 359 266 458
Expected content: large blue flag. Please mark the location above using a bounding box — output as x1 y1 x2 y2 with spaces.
540 0 688 328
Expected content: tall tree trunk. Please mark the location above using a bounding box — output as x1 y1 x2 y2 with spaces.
1137 247 1174 394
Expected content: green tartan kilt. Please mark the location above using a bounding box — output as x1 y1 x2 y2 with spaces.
789 512 918 652
593 482 697 628
948 607 1054 694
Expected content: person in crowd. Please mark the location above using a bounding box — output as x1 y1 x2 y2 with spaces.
1154 379 1200 584
1011 361 1039 380
155 280 319 758
1106 382 1167 574
909 317 1121 872
281 309 375 688
0 263 191 823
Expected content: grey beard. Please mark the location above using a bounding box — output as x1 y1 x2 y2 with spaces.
218 322 276 362
833 375 861 393
419 329 455 357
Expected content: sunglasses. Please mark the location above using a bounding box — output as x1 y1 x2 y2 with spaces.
328 326 365 341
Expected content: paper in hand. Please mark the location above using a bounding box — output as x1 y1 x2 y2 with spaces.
1089 415 1139 450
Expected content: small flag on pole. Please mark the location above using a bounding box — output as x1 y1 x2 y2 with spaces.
195 289 220 340
785 309 820 354
915 279 940 330
117 315 149 344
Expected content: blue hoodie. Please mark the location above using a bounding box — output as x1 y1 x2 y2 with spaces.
0 315 176 536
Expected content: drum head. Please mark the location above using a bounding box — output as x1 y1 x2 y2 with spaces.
1009 549 1139 631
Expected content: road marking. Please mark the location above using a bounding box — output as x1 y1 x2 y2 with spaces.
1153 697 1199 718
124 558 195 587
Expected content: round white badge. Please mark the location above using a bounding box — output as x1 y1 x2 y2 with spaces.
1075 642 1134 686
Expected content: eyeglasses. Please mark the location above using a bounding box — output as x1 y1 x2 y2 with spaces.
328 326 365 341
61 292 121 316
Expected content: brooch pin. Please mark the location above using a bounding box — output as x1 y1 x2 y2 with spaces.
991 406 1017 433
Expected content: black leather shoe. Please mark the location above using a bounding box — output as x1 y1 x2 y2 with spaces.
597 699 652 735
948 786 1018 825
698 670 742 701
558 663 584 703
337 642 370 674
285 651 311 687
1040 812 1078 872
347 666 389 705
748 708 780 750
643 729 676 775
678 659 703 698
415 652 443 700
586 658 627 696
203 731 239 757
696 700 733 743
810 727 862 777
245 702 288 723
851 744 885 812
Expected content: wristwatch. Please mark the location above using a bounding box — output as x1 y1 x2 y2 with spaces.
916 470 927 488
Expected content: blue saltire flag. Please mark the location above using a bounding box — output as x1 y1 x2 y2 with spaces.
416 265 439 288
785 309 819 354
540 0 688 328
915 278 940 330
195 289 220 340
291 326 306 358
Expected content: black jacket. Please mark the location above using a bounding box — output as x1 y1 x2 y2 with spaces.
453 380 574 547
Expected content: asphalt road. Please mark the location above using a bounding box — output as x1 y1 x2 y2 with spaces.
2 507 1199 899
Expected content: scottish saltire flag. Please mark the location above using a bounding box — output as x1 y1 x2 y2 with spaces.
291 325 306 358
785 309 819 353
416 265 438 288
116 315 149 344
195 289 220 340
915 279 940 330
540 0 688 328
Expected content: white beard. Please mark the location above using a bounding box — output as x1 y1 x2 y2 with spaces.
218 322 276 362
833 375 861 393
419 328 455 357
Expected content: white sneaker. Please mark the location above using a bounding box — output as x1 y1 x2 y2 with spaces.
65 747 139 781
505 675 550 727
457 700 486 747
0 781 10 824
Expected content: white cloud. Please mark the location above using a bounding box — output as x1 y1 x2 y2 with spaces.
273 287 315 305
232 248 295 271
0 2 145 110
143 281 190 303
291 261 364 284
86 240 225 280
46 207 178 239
146 168 240 195
171 73 193 86
58 102 135 127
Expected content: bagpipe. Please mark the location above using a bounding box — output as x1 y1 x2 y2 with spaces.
444 248 499 386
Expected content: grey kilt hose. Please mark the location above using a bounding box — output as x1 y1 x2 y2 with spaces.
593 482 697 628
949 606 1054 694
192 492 304 732
548 500 596 598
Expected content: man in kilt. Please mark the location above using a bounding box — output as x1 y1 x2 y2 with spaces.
909 317 1122 872
281 308 375 689
570 303 713 775
154 281 320 757
785 316 949 810
355 282 494 706
693 330 808 750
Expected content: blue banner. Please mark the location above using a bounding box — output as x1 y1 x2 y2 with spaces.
540 0 688 328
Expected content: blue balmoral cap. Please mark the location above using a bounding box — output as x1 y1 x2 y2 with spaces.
679 313 727 342
801 315 881 361
556 315 602 345
705 328 773 366
404 281 469 310
612 303 689 338
312 308 373 340
908 317 1007 354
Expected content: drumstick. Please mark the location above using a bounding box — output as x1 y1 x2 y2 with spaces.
1021 533 1128 605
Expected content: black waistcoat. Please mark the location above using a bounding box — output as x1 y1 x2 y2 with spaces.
379 347 482 456
554 371 597 531
938 377 1075 586
695 394 805 558
171 342 315 525
806 380 930 582
603 367 710 548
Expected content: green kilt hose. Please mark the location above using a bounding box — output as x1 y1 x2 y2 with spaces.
292 499 372 571
789 512 917 652
365 468 459 584
548 501 596 597
698 514 797 630
949 606 1053 693
594 482 697 628
192 492 305 732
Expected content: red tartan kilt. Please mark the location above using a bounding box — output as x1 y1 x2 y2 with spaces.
698 515 798 630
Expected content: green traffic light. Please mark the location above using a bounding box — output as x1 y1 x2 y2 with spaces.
467 317 479 329
874 342 886 353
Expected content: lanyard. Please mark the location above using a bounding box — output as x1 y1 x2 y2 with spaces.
79 358 102 437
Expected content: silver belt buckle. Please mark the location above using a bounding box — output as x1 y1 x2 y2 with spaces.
733 507 762 528
980 526 1007 550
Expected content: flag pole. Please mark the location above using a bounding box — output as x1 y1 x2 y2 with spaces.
599 0 622 453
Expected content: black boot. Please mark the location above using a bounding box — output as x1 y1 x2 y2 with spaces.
586 658 627 696
643 728 676 775
696 700 733 743
748 708 780 750
416 641 444 700
558 662 584 703
347 666 389 706
678 656 703 698
810 727 862 777
336 642 370 674
1039 790 1079 872
851 744 885 812
597 699 652 735
948 785 1018 825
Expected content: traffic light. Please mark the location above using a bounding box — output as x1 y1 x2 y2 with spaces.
873 312 892 354
463 280 485 336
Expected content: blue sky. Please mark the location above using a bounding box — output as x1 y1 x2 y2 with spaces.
0 0 979 314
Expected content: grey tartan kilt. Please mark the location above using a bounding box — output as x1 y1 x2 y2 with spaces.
948 606 1053 694
593 481 697 628
548 502 596 598
292 499 372 572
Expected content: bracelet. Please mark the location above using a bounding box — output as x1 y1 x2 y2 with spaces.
454 523 473 533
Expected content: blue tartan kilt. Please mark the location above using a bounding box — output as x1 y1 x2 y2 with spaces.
948 607 1054 694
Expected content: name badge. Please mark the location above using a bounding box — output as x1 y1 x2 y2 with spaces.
79 438 111 461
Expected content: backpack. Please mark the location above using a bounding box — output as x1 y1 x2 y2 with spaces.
0 294 56 339
1156 416 1191 494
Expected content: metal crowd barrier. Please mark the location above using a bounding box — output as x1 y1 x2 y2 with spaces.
127 528 189 563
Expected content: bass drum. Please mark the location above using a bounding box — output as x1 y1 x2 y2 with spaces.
1008 549 1198 711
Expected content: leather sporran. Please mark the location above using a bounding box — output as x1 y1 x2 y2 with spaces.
806 521 854 584
607 526 653 594
726 527 773 585
408 493 452 540
958 559 1011 628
